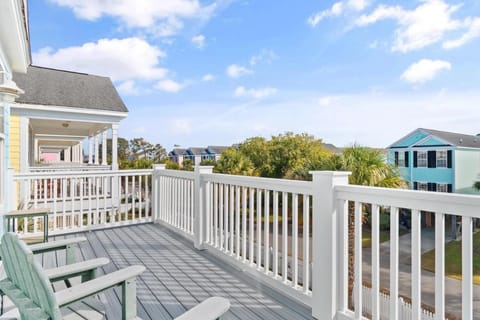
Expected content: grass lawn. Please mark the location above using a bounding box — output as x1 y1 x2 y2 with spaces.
422 231 480 285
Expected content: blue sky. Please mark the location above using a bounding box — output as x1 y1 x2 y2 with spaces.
28 0 480 150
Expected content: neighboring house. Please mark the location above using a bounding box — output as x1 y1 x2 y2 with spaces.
205 146 229 161
0 0 30 219
387 128 480 231
11 65 128 171
184 147 205 165
168 148 186 166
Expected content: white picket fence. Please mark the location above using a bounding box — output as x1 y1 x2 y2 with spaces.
356 285 442 320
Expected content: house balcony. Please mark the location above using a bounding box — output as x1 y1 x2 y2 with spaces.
5 167 480 319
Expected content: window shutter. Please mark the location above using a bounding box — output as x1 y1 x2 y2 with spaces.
447 150 452 168
447 184 453 193
427 151 436 168
394 152 399 166
413 182 418 190
404 151 409 167
432 183 437 192
413 151 418 167
427 183 433 191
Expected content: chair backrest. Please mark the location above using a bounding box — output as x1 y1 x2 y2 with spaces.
0 232 62 320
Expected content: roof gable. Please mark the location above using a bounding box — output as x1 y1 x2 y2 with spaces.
389 129 428 148
389 128 480 149
13 66 128 113
413 136 451 147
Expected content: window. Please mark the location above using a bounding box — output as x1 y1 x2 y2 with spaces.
436 151 447 168
417 182 428 191
417 151 427 167
437 183 448 192
398 152 405 167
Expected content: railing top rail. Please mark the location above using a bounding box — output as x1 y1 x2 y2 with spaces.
202 173 313 195
13 169 153 179
155 169 195 180
336 184 480 218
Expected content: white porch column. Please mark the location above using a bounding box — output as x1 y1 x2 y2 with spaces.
94 134 99 165
193 165 214 249
34 138 39 163
88 136 93 164
102 131 107 166
111 124 119 170
310 171 350 320
64 147 71 162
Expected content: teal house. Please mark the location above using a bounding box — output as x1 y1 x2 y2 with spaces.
388 128 480 230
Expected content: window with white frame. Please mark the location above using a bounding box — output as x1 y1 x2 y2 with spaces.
398 152 405 167
417 182 428 191
436 150 447 168
437 183 448 192
417 151 427 167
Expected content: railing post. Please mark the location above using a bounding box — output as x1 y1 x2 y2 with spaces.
193 165 213 250
310 171 350 320
152 164 166 222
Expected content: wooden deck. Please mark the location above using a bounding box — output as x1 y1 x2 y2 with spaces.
47 223 312 320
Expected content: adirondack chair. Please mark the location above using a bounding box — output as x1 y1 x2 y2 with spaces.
0 232 145 320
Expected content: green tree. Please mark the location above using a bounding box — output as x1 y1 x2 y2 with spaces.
118 137 129 161
149 144 167 162
182 159 194 171
215 148 256 176
474 181 480 191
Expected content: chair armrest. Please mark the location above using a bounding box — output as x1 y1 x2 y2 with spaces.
44 258 109 282
56 265 145 308
174 297 230 320
29 237 87 254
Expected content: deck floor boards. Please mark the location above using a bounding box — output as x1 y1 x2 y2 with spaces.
49 223 312 320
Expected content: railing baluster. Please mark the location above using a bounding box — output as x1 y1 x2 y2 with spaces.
219 184 224 250
302 194 310 293
224 184 229 252
411 209 421 320
273 191 279 277
53 178 58 231
282 192 288 283
256 188 262 269
235 185 241 258
214 183 218 247
249 187 255 265
242 186 247 262
230 185 234 254
435 212 445 320
138 175 143 220
462 215 473 320
79 177 84 228
390 206 399 320
88 177 92 226
371 204 380 320
354 201 362 319
292 193 298 287
264 190 270 274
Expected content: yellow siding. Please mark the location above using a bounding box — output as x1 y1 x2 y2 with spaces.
9 115 21 172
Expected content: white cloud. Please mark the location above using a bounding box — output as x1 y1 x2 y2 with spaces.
202 74 215 81
234 86 278 99
226 64 253 78
318 95 340 106
356 0 462 52
170 118 192 135
401 59 451 84
155 79 183 92
308 0 368 27
33 37 167 81
443 17 480 49
191 34 205 48
117 80 142 96
49 0 217 36
249 49 277 66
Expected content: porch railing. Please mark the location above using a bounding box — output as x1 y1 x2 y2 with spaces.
151 166 480 320
11 169 152 236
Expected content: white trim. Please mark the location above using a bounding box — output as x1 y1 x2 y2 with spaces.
12 103 127 123
411 134 453 149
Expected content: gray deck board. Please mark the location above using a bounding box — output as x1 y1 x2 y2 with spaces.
47 223 312 320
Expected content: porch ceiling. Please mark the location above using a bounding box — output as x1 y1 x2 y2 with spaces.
30 118 109 137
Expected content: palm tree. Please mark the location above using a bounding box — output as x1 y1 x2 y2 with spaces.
324 145 406 307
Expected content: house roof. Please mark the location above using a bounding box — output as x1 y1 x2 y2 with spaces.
389 128 480 149
207 146 230 154
169 148 186 156
186 147 206 155
13 65 128 112
420 128 480 148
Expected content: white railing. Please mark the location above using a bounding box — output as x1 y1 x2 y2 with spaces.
151 166 479 320
11 169 152 236
29 165 111 172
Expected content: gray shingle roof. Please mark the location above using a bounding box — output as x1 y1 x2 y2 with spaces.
13 66 128 112
420 128 480 148
187 147 206 155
